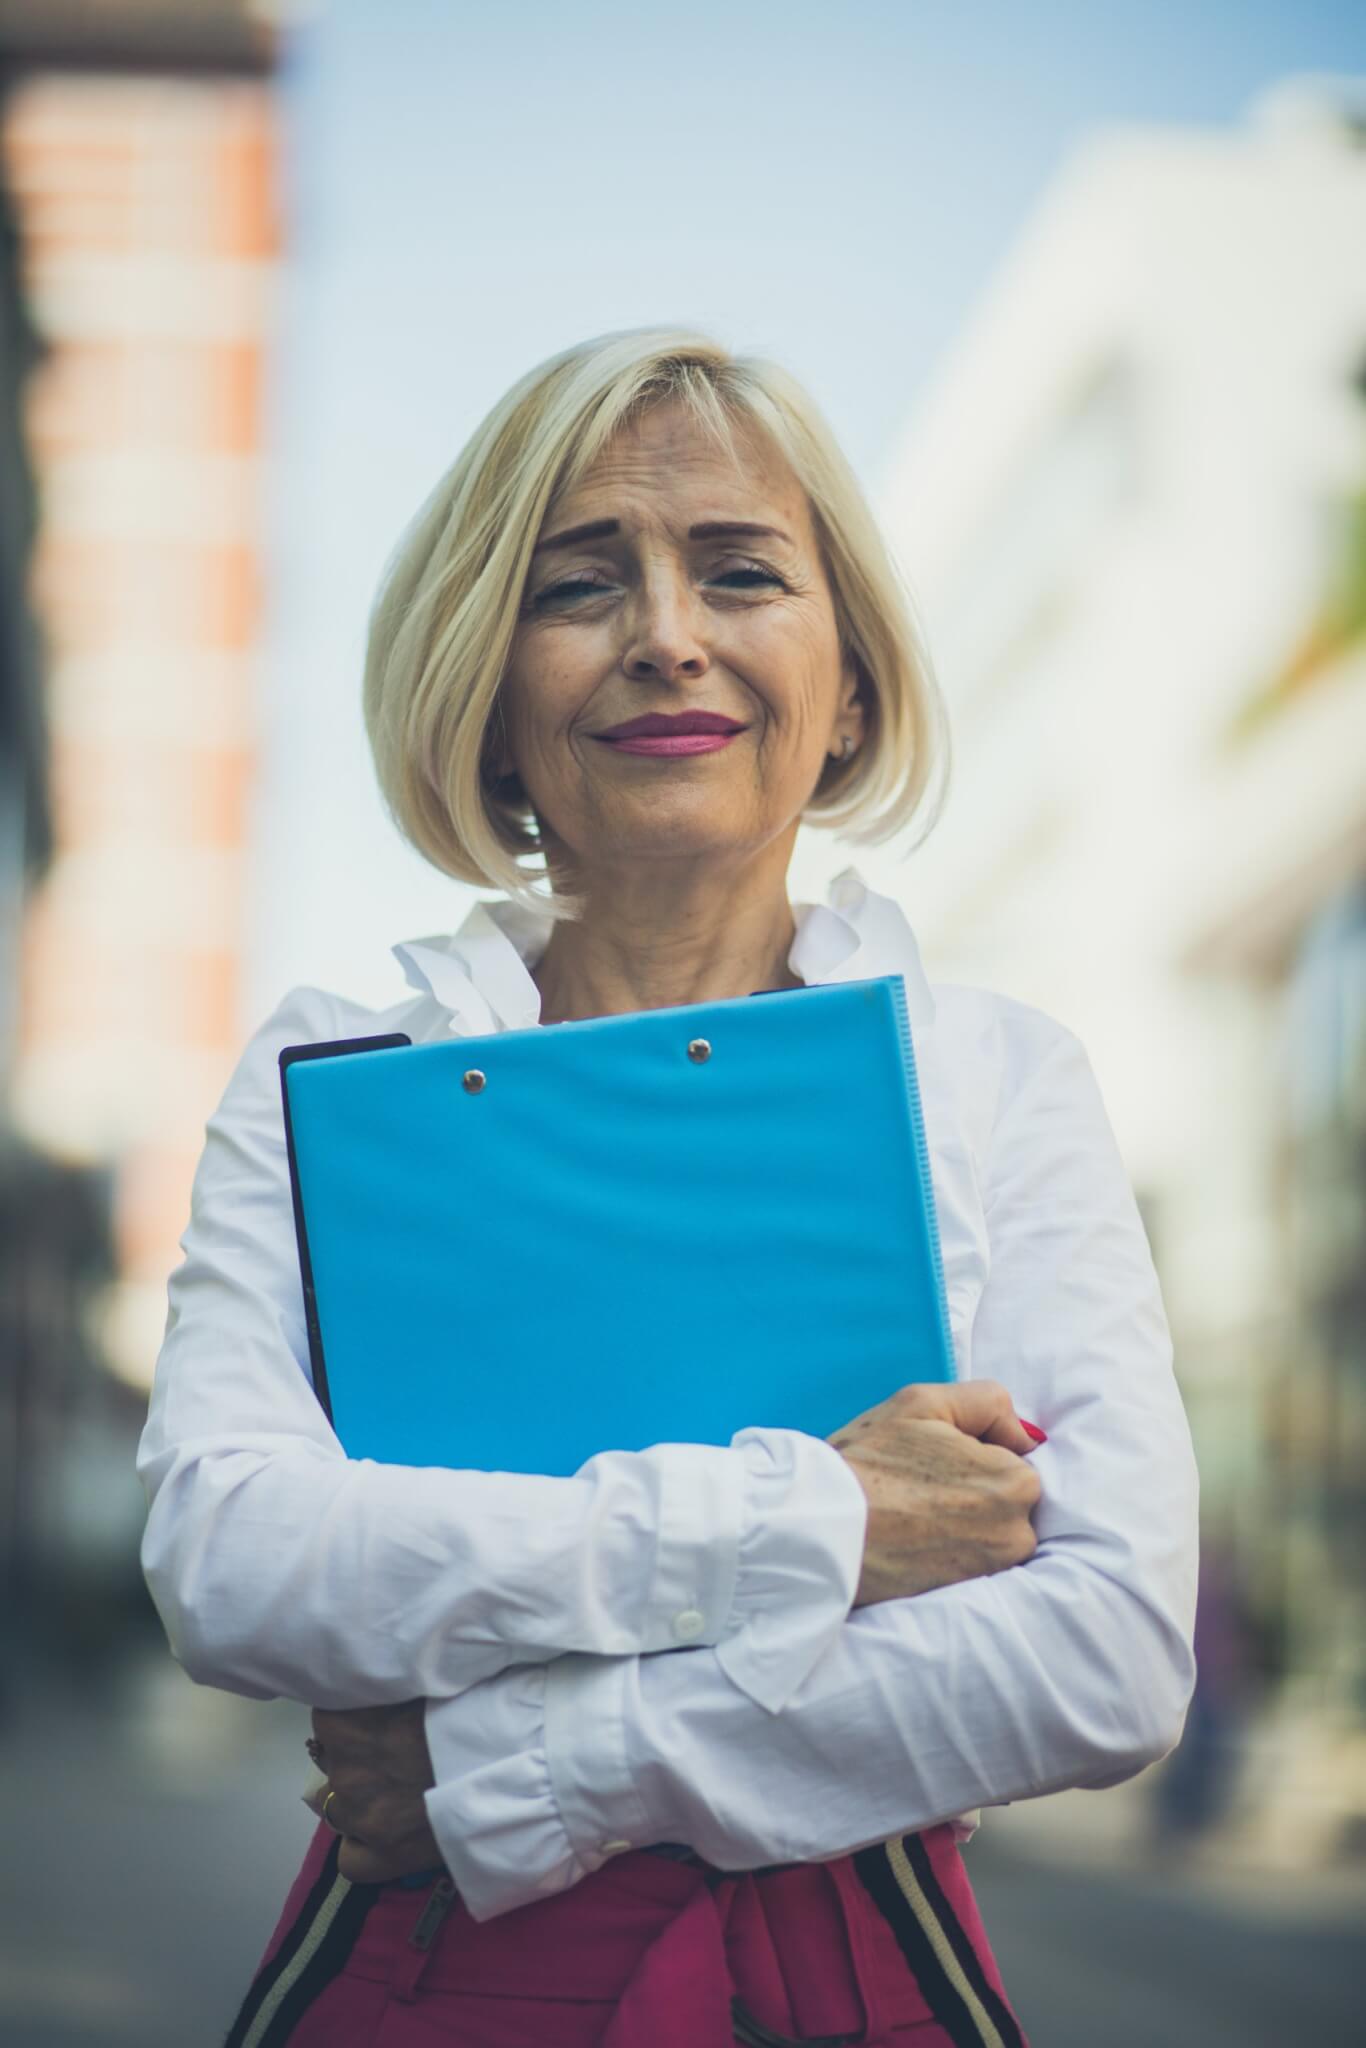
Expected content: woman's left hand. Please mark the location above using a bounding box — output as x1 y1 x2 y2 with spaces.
309 1700 444 1884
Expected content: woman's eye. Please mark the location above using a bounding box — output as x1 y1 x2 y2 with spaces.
716 565 782 588
535 577 606 605
531 562 782 610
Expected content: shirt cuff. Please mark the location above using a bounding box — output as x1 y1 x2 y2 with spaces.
424 1669 577 1922
423 1660 659 1923
542 1651 664 1875
713 1428 868 1714
572 1438 747 1657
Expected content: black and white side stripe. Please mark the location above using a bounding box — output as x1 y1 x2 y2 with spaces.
852 1833 1026 2048
222 1838 379 2048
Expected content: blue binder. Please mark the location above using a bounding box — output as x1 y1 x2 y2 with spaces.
279 974 953 1477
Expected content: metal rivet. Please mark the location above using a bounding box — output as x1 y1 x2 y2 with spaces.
462 1068 486 1093
687 1038 711 1063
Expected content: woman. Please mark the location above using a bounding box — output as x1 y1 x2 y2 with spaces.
137 327 1199 2046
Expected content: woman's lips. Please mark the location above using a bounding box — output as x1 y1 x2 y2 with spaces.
593 731 742 756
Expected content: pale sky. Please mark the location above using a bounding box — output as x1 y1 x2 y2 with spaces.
246 0 1366 1018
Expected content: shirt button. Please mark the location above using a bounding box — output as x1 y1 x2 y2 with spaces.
672 1608 706 1643
600 1839 632 1856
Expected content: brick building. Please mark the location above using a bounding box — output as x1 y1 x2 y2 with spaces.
0 2 279 1612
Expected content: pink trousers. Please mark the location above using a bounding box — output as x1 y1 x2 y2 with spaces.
225 1821 1028 2047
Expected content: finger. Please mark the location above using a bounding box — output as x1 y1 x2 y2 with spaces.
311 1703 385 1744
322 1786 350 1836
311 1707 343 1750
937 1380 1040 1454
337 1829 442 1886
336 1837 395 1884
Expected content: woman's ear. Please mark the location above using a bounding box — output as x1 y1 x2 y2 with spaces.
831 648 868 756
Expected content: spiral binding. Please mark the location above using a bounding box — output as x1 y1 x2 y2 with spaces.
885 976 956 1380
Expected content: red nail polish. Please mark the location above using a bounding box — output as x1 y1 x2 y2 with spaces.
1021 1421 1048 1444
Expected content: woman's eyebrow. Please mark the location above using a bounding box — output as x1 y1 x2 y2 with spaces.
533 519 795 555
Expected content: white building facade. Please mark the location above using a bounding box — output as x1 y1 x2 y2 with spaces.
874 80 1366 1850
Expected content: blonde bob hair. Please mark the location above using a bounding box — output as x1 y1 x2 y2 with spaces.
362 325 950 922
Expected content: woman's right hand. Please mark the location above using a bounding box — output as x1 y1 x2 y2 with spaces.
826 1381 1045 1608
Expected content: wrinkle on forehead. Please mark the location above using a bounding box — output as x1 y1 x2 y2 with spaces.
568 388 749 487
548 399 807 540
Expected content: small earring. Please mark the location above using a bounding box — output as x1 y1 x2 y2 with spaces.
840 734 855 759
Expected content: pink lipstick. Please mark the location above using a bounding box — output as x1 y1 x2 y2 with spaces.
590 710 747 757
598 731 740 756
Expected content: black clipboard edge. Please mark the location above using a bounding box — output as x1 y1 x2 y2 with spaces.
279 1032 412 1425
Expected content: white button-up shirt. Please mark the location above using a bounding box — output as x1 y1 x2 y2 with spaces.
137 865 1199 1923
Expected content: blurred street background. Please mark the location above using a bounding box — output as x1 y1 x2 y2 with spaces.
2 2 1365 2042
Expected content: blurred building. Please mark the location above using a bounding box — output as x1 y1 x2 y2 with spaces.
880 78 1366 1854
0 2 278 1633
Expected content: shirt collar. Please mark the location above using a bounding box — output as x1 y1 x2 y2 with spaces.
392 863 935 1034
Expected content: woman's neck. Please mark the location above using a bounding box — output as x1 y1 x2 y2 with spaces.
531 851 804 1024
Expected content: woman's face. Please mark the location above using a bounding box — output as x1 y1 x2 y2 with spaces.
495 399 864 877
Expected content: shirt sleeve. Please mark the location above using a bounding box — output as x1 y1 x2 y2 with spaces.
136 984 867 1711
422 1010 1200 1922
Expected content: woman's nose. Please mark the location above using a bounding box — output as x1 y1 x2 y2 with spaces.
621 573 710 682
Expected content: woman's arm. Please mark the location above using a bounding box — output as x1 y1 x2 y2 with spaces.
419 1012 1200 1922
137 984 868 1712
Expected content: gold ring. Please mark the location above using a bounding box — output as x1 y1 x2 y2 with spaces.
322 1787 341 1833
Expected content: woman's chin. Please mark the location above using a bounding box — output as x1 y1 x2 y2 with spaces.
591 822 775 868
543 797 777 865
